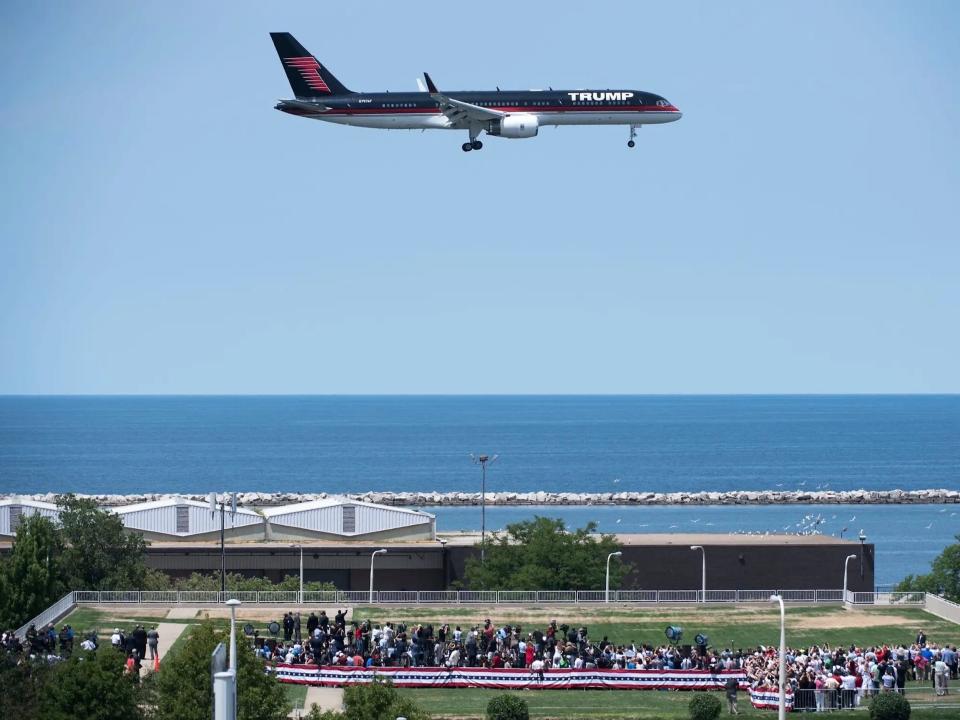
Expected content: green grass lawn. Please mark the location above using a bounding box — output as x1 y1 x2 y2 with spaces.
396 687 960 719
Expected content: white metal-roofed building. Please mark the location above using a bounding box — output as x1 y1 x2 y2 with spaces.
0 498 59 536
111 498 264 542
261 497 435 542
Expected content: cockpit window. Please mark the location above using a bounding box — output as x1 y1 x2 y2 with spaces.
655 99 671 107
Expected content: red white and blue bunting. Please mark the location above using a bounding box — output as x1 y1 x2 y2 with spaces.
272 665 750 691
749 687 795 711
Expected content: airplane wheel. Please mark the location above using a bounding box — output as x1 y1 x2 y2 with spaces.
627 140 636 148
461 142 472 152
472 140 483 150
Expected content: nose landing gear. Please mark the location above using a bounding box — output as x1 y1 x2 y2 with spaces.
627 124 639 148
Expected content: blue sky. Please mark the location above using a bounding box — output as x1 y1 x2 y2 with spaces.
1 1 958 394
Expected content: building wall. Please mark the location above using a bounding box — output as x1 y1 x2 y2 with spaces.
445 543 875 592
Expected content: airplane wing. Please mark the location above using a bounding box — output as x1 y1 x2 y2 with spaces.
424 72 504 126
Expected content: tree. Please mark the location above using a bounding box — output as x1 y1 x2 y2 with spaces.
688 693 722 720
152 622 287 720
56 494 150 590
869 692 911 720
304 677 428 720
0 653 49 720
895 534 960 602
0 514 65 628
39 648 143 720
462 516 626 590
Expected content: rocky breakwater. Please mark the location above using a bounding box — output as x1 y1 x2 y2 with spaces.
7 488 960 507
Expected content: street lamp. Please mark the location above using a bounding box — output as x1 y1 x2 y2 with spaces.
843 554 857 603
471 454 498 563
369 549 387 604
605 551 622 603
769 594 786 720
858 530 866 579
690 545 706 602
226 598 241 718
289 544 303 604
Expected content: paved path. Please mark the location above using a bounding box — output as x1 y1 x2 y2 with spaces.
141 621 188 677
303 687 344 714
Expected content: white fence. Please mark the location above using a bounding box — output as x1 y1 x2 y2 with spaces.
64 588 928 606
923 593 960 623
15 591 76 639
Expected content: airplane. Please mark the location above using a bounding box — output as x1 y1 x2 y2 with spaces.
270 32 681 151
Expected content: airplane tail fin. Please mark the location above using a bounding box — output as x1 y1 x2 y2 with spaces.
270 32 352 98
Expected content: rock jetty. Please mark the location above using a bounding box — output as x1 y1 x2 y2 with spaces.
5 488 959 507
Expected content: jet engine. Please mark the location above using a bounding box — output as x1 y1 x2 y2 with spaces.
487 113 539 138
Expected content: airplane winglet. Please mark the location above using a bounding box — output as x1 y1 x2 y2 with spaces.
423 72 439 95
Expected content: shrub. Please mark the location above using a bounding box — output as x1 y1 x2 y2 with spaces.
869 692 911 720
688 692 722 720
486 694 529 720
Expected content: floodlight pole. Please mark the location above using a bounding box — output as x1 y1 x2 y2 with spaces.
605 551 622 603
843 554 857 603
220 502 226 594
690 545 705 602
472 454 498 564
369 549 387 604
770 594 786 720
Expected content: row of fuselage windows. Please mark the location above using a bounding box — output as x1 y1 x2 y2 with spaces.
380 99 639 109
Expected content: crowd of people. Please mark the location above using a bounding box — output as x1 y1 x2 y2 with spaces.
260 612 958 708
1 622 161 677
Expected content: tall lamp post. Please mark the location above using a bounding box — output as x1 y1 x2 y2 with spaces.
769 594 786 720
290 544 303 604
605 551 622 603
227 598 241 719
369 548 387 604
471 454 498 563
858 530 866 580
690 545 706 602
842 554 857 603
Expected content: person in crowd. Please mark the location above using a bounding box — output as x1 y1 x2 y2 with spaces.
147 626 160 660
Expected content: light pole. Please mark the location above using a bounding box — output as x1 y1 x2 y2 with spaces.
858 530 866 579
369 548 387 603
605 551 622 603
843 554 857 603
226 598 241 719
290 544 303 604
690 545 706 602
471 454 498 564
769 594 786 720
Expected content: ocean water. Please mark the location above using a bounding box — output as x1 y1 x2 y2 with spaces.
0 395 957 496
426 504 958 587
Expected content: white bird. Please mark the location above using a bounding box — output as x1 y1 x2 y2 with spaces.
925 522 933 530
613 478 621 484
705 522 714 526
939 508 947 513
669 524 679 529
616 518 622 524
691 518 701 524
849 516 856 522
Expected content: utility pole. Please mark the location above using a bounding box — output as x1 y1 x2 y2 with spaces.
471 454 498 563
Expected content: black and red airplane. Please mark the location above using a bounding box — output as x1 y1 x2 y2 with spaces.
271 32 681 151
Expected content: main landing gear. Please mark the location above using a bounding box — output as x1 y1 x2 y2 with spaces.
462 126 484 152
627 124 639 148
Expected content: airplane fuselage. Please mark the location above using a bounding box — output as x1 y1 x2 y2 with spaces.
277 89 681 131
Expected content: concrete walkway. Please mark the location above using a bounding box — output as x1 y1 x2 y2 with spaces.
304 687 344 714
141 621 189 677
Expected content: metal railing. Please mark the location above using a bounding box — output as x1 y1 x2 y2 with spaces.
65 588 929 605
15 591 76 640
